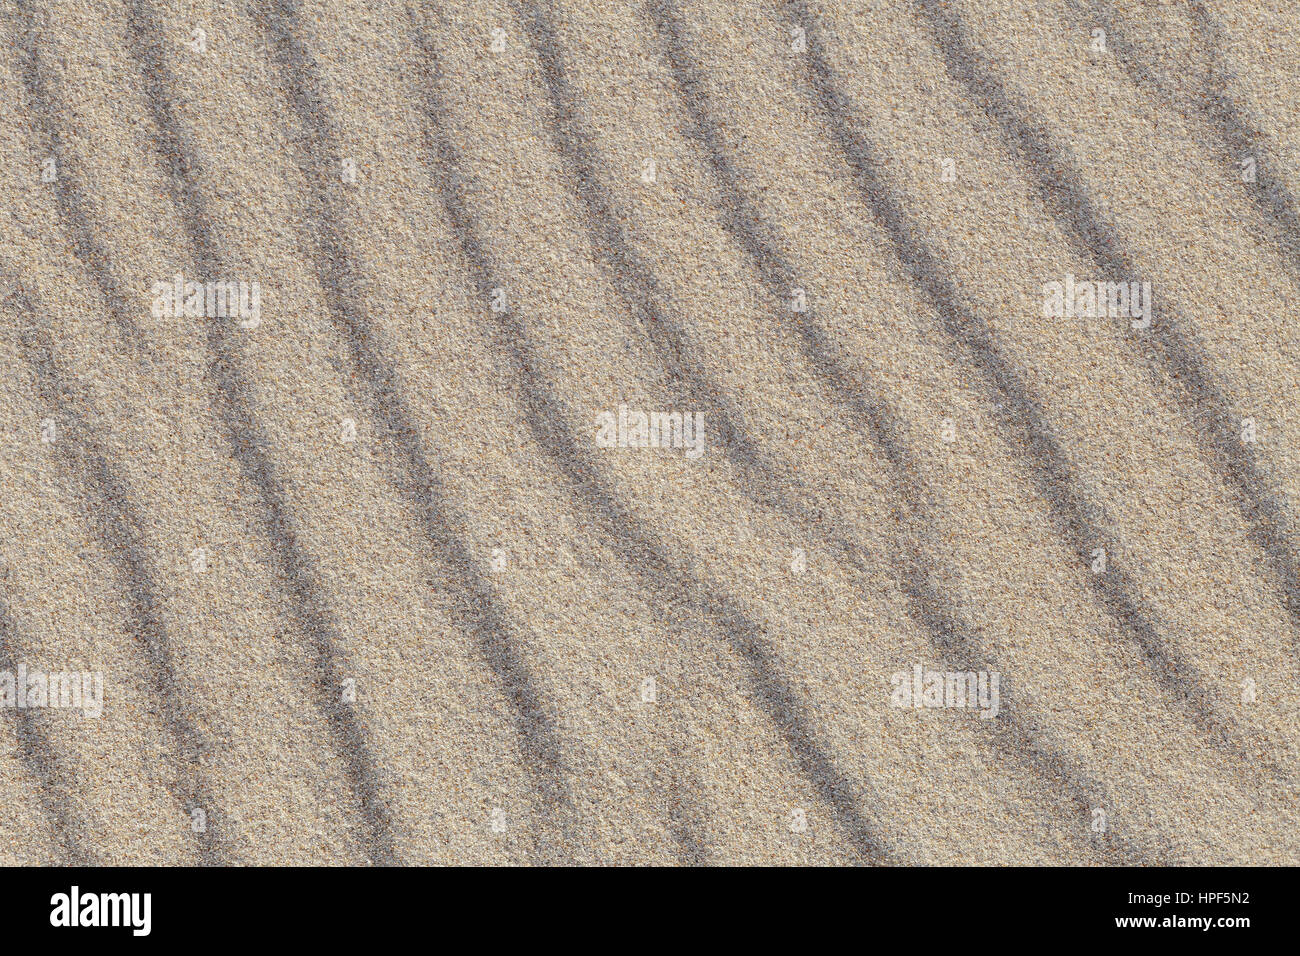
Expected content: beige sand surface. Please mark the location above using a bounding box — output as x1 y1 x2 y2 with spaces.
0 0 1296 864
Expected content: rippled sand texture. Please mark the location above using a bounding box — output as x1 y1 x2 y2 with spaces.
0 0 1297 864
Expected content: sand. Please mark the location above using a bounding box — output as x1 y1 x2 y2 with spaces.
0 0 1296 865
